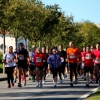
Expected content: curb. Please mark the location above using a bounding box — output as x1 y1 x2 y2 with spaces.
0 75 28 82
0 77 7 81
77 86 100 100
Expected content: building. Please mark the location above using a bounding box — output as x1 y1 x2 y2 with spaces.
0 34 28 53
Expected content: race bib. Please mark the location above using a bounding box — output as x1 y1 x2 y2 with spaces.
7 57 12 63
69 53 75 58
85 54 92 59
36 57 42 62
19 54 24 60
95 59 100 63
61 57 64 62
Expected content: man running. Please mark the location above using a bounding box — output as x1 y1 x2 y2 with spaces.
82 46 95 87
34 47 46 87
57 45 66 83
17 43 29 87
67 41 81 86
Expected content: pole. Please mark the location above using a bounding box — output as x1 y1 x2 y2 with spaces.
3 33 5 74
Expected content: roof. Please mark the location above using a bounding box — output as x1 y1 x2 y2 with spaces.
95 24 100 28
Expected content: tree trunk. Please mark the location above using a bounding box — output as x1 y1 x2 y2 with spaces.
3 33 5 74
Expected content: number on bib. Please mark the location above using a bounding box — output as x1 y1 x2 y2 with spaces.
85 54 92 59
69 54 75 58
36 57 42 62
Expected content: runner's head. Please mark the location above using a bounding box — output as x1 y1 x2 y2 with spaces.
69 41 74 48
19 43 24 50
42 46 46 53
9 46 13 53
32 47 36 53
52 49 57 55
58 45 63 51
96 43 100 50
36 47 41 53
90 45 94 51
83 47 86 52
86 46 90 52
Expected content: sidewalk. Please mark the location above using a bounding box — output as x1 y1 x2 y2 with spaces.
0 74 7 81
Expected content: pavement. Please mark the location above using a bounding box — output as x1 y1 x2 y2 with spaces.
0 74 7 81
0 75 99 100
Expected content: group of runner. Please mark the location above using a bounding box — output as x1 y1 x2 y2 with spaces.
2 42 100 88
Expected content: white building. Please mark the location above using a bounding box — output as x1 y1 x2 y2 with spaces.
0 34 28 53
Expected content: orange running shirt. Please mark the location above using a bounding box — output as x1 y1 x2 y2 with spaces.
67 47 81 63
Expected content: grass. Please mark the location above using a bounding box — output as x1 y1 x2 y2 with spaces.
0 63 3 73
0 54 3 73
86 89 100 100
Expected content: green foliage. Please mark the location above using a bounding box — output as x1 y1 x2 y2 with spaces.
0 0 100 48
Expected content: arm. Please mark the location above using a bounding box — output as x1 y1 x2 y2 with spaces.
47 56 52 64
2 53 7 64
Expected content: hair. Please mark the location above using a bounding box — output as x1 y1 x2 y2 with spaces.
9 46 13 49
19 43 24 45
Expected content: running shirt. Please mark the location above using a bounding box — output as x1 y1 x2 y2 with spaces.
17 48 28 61
57 50 66 63
34 52 46 67
82 52 95 67
67 47 81 63
3 52 15 67
92 49 100 64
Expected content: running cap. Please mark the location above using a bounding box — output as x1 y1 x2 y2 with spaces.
52 49 56 52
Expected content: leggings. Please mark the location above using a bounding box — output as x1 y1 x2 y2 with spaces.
58 63 65 80
69 63 77 82
5 67 14 85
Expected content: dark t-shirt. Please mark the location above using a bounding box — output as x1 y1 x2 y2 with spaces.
43 53 49 67
17 48 28 61
57 50 66 62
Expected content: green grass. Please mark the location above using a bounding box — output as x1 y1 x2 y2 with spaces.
86 89 100 100
0 63 3 73
0 54 3 73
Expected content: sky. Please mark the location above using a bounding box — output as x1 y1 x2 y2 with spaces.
41 0 100 23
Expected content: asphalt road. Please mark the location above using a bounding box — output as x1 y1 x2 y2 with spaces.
0 75 99 100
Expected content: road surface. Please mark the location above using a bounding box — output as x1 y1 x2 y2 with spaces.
0 75 99 100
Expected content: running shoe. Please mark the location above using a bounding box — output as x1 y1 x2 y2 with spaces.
8 85 11 88
18 83 22 87
12 83 14 87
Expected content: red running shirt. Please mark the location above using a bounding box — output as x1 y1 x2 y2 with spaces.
92 49 100 64
34 52 46 67
82 52 95 67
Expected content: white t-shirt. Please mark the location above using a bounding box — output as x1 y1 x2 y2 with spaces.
3 52 15 67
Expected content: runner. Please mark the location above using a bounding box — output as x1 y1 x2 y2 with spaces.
82 46 95 87
2 46 16 88
13 49 18 83
57 45 66 83
17 43 29 87
67 41 81 86
42 46 49 84
48 49 61 87
34 47 46 87
92 43 100 85
29 48 36 82
81 47 86 79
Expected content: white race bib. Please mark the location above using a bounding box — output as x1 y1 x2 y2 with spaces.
36 57 42 62
69 54 75 58
85 54 92 59
19 54 24 60
61 57 64 62
95 59 100 63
